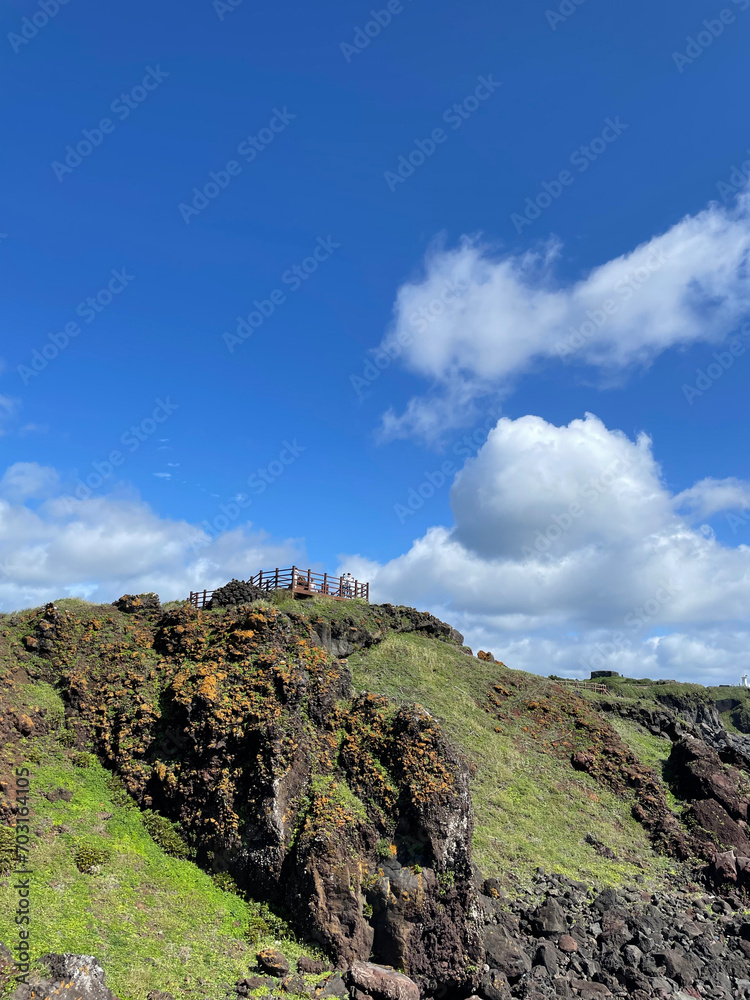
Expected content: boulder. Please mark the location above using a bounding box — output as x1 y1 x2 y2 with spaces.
206 579 265 609
530 896 567 937
346 962 420 1000
482 927 532 982
319 973 348 998
558 934 578 954
13 954 119 1000
256 948 290 977
297 956 329 975
113 593 160 614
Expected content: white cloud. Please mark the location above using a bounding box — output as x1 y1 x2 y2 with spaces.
0 465 303 611
675 477 750 519
380 187 750 440
342 412 750 685
0 462 60 502
450 413 670 559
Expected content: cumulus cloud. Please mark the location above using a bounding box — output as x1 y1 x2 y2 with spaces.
0 465 303 611
342 412 750 684
674 477 750 520
380 187 750 440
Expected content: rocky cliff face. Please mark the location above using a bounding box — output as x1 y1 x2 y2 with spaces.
7 594 750 1000
17 599 480 995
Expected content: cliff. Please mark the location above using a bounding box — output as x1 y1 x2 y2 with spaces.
1 590 750 1000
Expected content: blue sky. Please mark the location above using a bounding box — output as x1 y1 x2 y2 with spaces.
3 0 750 683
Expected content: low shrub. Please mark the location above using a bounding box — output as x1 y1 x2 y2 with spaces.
106 774 136 810
244 900 294 945
142 810 193 860
212 871 239 894
375 838 391 859
0 827 16 875
74 842 112 873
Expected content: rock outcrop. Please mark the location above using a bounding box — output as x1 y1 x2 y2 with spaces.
12 953 120 1000
20 598 479 993
475 871 750 1000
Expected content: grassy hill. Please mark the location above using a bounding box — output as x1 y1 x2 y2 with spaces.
348 632 682 890
0 605 319 1000
0 592 712 999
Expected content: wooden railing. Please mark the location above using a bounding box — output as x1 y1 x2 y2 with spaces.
554 679 609 695
189 566 369 609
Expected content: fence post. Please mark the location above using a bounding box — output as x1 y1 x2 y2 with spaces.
275 568 279 589
291 566 296 596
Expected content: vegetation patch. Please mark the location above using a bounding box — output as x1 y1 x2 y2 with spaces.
0 675 317 1000
349 633 682 890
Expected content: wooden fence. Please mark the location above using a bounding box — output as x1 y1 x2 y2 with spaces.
190 566 369 609
554 678 610 695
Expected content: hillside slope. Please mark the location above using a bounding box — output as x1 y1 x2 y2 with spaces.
1 590 750 1000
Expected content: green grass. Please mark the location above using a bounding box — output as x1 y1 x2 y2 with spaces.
607 716 682 813
246 591 375 627
0 683 322 1000
349 633 682 891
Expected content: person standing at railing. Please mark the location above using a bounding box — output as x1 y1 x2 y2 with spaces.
342 572 354 597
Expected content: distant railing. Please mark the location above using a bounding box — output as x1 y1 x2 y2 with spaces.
554 679 609 696
189 566 369 609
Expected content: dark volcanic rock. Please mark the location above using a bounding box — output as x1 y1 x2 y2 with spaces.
475 871 750 1000
256 948 290 977
112 593 161 614
530 896 567 937
687 797 750 854
13 954 120 1000
297 956 329 974
482 927 532 982
206 579 265 609
346 962 420 1000
668 735 750 822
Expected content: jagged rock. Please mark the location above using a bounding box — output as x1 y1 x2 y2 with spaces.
533 941 559 975
281 974 312 995
478 968 511 1000
112 593 161 614
235 976 268 996
308 604 464 659
319 973 348 998
570 982 611 997
688 798 750 854
530 896 567 937
206 579 265 609
346 963 420 1000
669 735 750 822
13 954 119 1000
482 927 532 982
651 946 696 986
22 602 64 658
